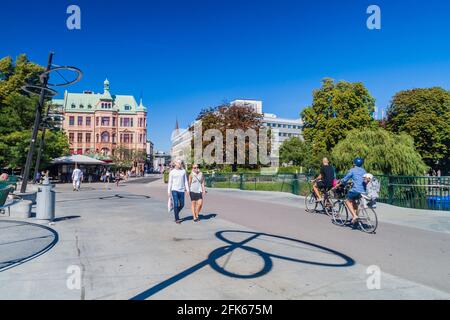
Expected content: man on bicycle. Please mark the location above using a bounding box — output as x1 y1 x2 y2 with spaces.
339 158 367 224
313 158 335 202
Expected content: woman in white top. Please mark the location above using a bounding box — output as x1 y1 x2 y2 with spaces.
168 160 190 224
189 164 206 222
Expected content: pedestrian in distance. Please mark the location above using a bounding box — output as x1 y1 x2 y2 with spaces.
72 164 84 191
189 164 206 222
167 159 190 224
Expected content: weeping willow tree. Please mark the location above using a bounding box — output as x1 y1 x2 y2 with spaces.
331 128 428 176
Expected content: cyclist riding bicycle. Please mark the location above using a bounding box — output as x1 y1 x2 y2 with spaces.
338 157 367 224
313 157 335 202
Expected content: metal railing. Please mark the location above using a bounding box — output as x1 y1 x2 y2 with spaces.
204 173 450 211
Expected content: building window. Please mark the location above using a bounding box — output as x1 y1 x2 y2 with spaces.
86 117 91 126
112 117 116 127
86 133 91 143
139 134 143 143
96 134 99 143
69 133 74 143
123 134 131 143
69 116 75 126
77 133 83 143
112 133 116 144
101 117 110 126
78 116 83 126
77 149 83 155
96 117 99 126
101 132 110 143
124 105 131 111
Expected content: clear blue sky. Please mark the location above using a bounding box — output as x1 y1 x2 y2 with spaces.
1 0 449 151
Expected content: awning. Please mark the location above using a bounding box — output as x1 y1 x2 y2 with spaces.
51 155 108 165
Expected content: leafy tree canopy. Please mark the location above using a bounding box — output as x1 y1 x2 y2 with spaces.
301 78 377 156
331 128 428 176
386 87 450 173
279 137 315 169
0 54 68 170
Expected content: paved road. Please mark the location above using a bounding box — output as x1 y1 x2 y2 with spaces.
125 180 450 295
0 179 448 300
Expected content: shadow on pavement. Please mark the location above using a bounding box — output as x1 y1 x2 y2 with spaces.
130 230 355 300
0 220 59 273
181 214 218 223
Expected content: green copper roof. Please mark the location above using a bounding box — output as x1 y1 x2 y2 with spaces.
52 80 148 113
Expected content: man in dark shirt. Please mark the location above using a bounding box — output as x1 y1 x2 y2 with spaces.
313 158 335 201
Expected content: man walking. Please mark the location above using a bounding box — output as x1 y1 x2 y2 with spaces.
167 160 190 224
72 165 84 191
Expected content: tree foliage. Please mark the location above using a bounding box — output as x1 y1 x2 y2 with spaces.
301 78 377 156
385 87 450 173
0 54 69 170
331 128 428 176
279 137 315 169
195 103 266 170
110 146 147 170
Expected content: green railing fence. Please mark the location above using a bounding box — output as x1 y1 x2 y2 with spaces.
204 173 450 212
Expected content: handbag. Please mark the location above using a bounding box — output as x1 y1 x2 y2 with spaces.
168 197 174 213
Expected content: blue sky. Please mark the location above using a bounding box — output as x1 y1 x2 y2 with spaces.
1 0 450 151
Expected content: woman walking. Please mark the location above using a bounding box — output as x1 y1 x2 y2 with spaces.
189 164 206 222
168 160 190 224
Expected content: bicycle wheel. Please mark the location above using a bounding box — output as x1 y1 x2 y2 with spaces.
332 201 348 226
323 198 335 217
358 207 378 234
305 192 318 213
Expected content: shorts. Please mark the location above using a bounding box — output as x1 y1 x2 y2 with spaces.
316 181 332 191
347 191 362 201
190 192 203 201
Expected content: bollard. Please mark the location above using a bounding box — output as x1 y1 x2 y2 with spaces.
36 180 56 221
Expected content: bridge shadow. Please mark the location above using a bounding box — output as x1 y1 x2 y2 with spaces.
130 230 355 300
0 220 59 273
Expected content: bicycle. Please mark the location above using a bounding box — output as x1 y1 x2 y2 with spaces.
305 179 335 217
331 190 379 234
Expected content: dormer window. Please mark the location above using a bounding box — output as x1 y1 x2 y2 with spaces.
124 105 132 111
80 104 84 109
88 104 92 109
71 103 76 109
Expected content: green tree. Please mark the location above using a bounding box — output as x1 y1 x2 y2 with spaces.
0 130 69 170
195 103 265 171
331 128 428 176
279 137 313 167
385 87 450 173
0 54 68 170
111 146 146 171
301 78 377 156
